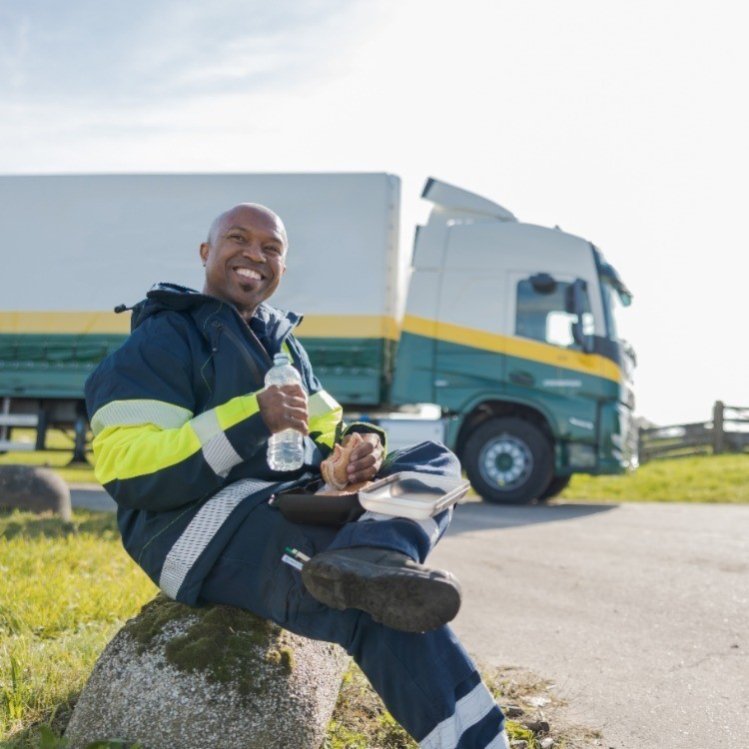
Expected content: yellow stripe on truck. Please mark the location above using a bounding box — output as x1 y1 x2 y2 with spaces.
402 314 622 384
0 311 131 334
295 315 400 341
1 311 400 340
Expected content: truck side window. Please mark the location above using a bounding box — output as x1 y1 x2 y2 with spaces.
516 278 593 348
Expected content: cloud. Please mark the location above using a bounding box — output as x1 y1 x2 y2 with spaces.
0 0 360 106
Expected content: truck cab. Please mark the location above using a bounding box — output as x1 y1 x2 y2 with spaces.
391 178 636 503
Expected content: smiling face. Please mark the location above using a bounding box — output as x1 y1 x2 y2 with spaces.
199 204 287 321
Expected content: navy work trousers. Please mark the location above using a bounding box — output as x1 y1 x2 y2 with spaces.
199 442 507 749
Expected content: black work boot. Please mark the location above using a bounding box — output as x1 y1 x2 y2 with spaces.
301 546 461 632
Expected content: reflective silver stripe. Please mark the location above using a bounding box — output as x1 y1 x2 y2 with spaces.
91 399 193 436
357 508 450 546
358 510 391 523
308 389 341 418
190 409 243 477
414 516 441 545
159 478 275 599
485 731 510 749
190 409 222 443
420 682 498 749
202 432 243 477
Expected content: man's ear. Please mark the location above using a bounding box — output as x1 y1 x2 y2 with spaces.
199 242 210 265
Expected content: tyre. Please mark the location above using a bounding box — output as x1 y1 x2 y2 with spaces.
463 417 553 504
538 473 572 501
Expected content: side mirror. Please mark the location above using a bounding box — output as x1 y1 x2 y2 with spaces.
530 273 557 295
570 279 594 354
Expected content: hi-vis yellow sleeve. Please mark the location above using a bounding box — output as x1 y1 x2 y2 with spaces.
307 390 343 450
92 395 261 484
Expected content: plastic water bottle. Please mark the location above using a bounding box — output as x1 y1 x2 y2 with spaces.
266 352 305 471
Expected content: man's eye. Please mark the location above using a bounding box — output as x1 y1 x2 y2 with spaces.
264 246 282 255
229 234 245 242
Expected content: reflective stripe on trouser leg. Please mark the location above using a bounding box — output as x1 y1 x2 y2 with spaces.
159 478 275 599
486 731 510 749
198 501 506 748
419 676 504 749
357 507 452 547
326 506 453 562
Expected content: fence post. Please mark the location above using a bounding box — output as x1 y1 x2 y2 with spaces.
713 400 725 454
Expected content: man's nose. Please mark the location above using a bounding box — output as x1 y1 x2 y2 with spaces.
243 242 265 262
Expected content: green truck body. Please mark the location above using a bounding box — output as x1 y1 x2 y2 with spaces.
0 173 635 502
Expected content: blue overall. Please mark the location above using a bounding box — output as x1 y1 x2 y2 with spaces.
85 284 507 749
199 442 507 748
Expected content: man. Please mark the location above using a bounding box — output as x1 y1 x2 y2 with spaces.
85 203 509 749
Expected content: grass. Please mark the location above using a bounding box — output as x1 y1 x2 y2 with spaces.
560 453 749 503
0 510 156 746
3 429 749 503
0 430 95 486
0 511 594 749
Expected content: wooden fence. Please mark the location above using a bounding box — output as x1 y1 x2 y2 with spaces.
638 401 749 463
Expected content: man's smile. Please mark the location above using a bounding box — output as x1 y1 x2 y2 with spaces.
233 266 264 281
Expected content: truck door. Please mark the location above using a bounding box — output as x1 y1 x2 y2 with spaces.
432 224 508 413
506 270 600 448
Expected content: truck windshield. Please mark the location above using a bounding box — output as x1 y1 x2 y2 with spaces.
593 248 632 342
601 277 622 340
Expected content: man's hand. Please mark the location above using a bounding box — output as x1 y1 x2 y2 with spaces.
257 384 309 435
343 432 384 484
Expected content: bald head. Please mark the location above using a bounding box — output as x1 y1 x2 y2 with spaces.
206 203 288 254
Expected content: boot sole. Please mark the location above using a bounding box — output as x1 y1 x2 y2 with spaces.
302 554 461 632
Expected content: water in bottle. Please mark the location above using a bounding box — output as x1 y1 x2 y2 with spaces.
266 352 305 471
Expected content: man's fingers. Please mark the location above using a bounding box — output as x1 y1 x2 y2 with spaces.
258 384 309 434
285 407 309 434
278 384 307 401
348 452 376 472
347 451 382 482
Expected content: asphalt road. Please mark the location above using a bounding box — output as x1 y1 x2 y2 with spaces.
432 501 749 749
71 490 748 747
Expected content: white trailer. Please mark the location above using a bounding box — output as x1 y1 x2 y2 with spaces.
0 173 635 502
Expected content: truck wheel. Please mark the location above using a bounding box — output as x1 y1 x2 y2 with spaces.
464 417 553 504
538 474 572 501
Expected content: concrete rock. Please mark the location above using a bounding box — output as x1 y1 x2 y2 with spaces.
0 464 71 520
65 596 349 749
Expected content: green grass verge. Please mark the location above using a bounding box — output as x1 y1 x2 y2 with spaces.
560 453 749 503
0 509 157 746
0 430 95 485
1 511 590 749
4 429 749 503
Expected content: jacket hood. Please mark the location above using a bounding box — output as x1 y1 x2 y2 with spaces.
121 282 302 334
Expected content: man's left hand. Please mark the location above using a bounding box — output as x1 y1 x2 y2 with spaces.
343 432 384 484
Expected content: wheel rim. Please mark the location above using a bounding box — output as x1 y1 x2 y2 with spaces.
478 434 533 490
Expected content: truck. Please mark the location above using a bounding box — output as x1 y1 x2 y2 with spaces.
0 172 636 503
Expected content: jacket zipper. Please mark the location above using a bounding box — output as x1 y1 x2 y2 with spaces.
212 321 268 385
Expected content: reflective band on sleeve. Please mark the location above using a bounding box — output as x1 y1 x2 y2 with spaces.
190 409 222 443
190 409 243 477
308 389 341 418
91 399 193 437
201 433 242 477
420 682 498 749
159 478 276 599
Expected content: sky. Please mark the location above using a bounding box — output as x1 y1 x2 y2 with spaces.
1 0 747 425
